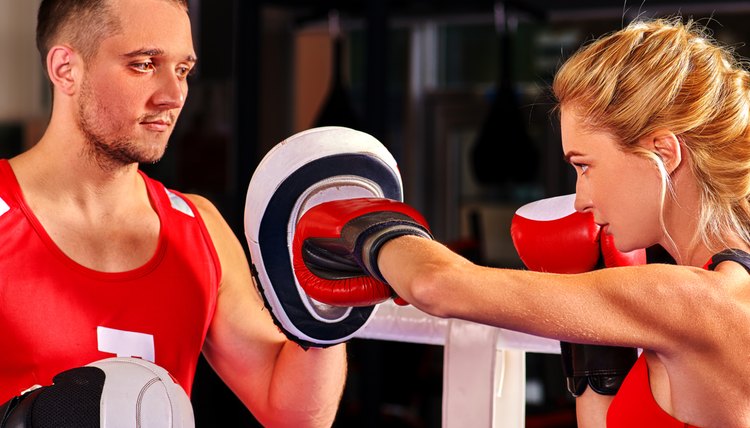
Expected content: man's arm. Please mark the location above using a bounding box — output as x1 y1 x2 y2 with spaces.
187 194 347 427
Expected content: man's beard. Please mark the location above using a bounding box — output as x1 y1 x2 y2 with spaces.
77 80 169 172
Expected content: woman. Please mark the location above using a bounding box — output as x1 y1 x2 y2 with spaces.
298 18 750 427
551 19 750 427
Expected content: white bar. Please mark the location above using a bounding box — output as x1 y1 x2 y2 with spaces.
355 301 560 428
356 300 561 354
443 319 500 427
493 349 526 427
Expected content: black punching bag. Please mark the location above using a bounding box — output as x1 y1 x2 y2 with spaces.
471 4 538 185
313 11 361 130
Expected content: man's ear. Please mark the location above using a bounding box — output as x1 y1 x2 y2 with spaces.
645 130 682 174
47 45 79 96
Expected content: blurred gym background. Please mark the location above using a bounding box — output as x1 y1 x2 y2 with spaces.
2 1 749 426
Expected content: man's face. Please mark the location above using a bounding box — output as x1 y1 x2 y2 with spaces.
76 0 196 168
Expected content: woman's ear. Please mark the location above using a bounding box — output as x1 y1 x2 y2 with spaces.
646 130 682 174
47 45 79 96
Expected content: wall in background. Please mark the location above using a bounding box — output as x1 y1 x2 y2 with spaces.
0 0 45 122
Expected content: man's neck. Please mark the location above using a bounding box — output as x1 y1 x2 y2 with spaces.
9 130 145 215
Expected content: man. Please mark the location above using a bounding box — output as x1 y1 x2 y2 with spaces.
0 0 346 426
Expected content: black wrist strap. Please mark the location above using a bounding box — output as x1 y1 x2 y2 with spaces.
560 341 638 397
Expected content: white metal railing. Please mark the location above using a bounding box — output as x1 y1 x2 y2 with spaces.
355 300 561 428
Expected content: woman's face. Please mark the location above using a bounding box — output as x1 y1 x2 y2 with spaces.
560 107 664 252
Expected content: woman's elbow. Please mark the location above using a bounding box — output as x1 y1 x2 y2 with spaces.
406 263 460 318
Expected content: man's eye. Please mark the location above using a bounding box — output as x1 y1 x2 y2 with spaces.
176 65 193 78
132 62 155 72
574 163 588 173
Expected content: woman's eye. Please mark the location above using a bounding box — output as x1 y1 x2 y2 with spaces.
574 163 588 173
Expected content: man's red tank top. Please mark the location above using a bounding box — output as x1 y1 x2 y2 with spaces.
0 160 220 402
607 249 750 427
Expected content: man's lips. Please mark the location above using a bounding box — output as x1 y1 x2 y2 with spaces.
140 118 172 132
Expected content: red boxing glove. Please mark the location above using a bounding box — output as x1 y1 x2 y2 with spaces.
511 194 647 272
510 194 601 274
293 198 432 306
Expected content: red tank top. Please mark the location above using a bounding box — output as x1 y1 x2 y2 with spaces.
607 249 750 427
607 355 697 427
0 160 220 402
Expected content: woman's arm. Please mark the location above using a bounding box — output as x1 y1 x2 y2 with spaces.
576 390 614 428
379 236 732 355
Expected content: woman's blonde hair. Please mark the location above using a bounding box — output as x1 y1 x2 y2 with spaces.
553 18 750 254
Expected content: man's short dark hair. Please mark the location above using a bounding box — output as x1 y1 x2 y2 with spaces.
36 0 189 71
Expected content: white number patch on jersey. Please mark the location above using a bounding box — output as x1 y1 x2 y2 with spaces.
97 326 155 362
